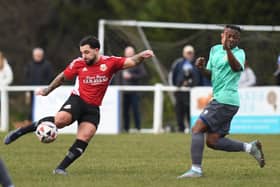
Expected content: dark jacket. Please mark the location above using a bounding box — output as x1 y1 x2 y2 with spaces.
122 64 146 85
24 60 53 85
169 57 200 87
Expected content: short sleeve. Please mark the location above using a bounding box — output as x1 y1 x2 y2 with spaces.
63 59 80 80
111 56 126 73
235 49 246 70
206 47 214 71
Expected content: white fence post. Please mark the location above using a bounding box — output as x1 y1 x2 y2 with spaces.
98 19 106 55
0 87 9 131
153 83 164 134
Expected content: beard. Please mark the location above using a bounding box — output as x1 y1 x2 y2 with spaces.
85 59 94 65
85 56 96 65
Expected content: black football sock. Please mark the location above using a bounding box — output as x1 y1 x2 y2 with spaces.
17 116 55 135
57 139 88 170
0 159 14 187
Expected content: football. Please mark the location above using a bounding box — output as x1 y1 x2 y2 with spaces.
35 121 58 143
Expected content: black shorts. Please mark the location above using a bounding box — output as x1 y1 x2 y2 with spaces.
59 95 100 128
199 100 239 135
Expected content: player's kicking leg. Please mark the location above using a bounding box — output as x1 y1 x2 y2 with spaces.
4 116 54 145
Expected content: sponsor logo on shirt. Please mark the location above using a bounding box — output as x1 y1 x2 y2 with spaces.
83 75 109 85
100 64 107 71
82 67 88 72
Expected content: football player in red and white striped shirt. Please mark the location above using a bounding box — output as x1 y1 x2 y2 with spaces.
4 35 154 175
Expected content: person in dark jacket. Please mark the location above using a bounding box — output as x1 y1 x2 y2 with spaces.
169 45 200 133
122 46 147 132
24 48 53 85
22 48 53 126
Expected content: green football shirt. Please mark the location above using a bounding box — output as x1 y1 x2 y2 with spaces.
206 44 245 106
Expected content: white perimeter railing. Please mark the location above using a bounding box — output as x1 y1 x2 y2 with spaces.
0 84 190 133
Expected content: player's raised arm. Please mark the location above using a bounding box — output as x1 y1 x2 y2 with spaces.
122 50 154 69
222 28 243 72
35 72 66 96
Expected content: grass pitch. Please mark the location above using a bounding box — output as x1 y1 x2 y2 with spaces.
0 133 279 187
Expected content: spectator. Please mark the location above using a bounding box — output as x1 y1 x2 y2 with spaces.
21 48 53 126
239 60 256 87
0 51 13 127
169 45 200 133
25 48 53 85
122 46 147 132
0 51 13 86
273 54 280 85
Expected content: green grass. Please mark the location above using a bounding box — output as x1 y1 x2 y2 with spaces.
0 133 279 187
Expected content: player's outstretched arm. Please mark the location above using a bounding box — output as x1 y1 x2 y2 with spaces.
35 72 66 96
122 50 154 69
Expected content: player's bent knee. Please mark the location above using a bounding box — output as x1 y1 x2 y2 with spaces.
206 133 221 149
77 130 95 142
206 139 216 149
191 127 199 134
77 123 97 142
55 112 72 129
192 120 207 133
206 136 220 149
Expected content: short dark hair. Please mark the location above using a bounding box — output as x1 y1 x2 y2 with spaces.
225 24 242 33
79 35 100 49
